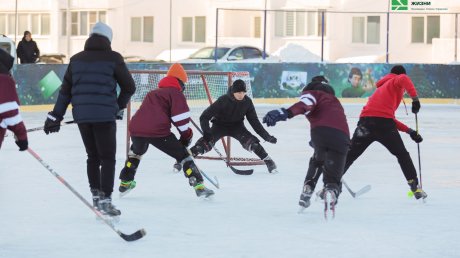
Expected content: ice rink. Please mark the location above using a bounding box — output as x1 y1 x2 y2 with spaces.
1 103 459 258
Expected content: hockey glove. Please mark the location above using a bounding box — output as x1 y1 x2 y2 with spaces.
15 139 28 151
263 108 289 127
411 100 421 114
116 109 124 120
44 112 63 135
408 129 423 143
179 128 193 147
265 135 277 144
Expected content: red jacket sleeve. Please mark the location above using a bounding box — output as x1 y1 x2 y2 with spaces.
170 92 192 139
396 75 418 98
287 92 316 117
394 118 409 133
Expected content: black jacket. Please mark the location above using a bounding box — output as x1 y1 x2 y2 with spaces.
17 38 40 64
52 35 136 123
0 49 14 74
200 87 270 140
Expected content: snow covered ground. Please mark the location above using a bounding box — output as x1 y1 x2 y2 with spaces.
1 104 459 258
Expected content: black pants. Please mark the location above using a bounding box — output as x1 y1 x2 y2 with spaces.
344 117 418 181
203 123 268 159
304 127 350 191
130 134 189 162
78 122 116 197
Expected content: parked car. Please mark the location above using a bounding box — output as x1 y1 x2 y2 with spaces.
0 34 17 64
181 45 270 63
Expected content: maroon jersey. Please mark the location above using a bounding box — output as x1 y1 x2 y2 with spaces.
287 90 350 137
129 76 192 139
0 74 27 148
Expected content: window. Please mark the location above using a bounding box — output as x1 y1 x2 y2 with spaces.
243 47 263 59
427 16 440 44
7 14 14 35
367 16 380 44
412 17 424 43
352 15 380 44
274 10 325 37
182 16 206 43
65 10 106 36
411 15 440 44
229 48 244 60
130 16 154 42
0 14 6 34
254 16 261 38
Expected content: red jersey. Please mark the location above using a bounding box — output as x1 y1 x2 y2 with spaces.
0 74 27 148
360 73 418 132
129 76 192 139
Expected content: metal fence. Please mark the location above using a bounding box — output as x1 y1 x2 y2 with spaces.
215 8 460 64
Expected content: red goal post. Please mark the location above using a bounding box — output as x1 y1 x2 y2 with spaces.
127 70 265 166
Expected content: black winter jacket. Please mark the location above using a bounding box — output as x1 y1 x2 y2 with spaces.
200 87 271 140
17 39 40 64
52 35 136 123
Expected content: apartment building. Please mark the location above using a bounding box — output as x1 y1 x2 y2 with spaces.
0 0 459 63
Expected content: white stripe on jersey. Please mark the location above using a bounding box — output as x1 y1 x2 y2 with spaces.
0 114 23 128
299 93 316 106
171 111 190 122
0 101 19 113
177 122 190 132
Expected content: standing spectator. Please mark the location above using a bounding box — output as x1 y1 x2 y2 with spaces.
0 48 28 151
43 22 136 217
16 31 40 64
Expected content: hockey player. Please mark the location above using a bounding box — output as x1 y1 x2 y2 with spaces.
342 65 426 199
43 22 136 216
263 79 350 210
118 63 214 198
190 79 278 173
0 48 28 151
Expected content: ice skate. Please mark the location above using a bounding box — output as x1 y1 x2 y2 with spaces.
172 162 182 172
194 183 215 199
91 189 101 209
98 195 121 217
119 180 136 197
263 156 278 173
299 184 313 208
408 179 427 201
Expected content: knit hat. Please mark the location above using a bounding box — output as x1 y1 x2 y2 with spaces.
0 48 14 74
390 65 406 75
167 63 188 83
311 75 329 83
303 81 335 96
231 79 246 93
90 22 113 43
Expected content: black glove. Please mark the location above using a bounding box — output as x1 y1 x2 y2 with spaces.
179 129 193 147
412 100 420 114
263 108 289 127
44 112 62 135
408 129 423 143
265 135 277 144
15 139 28 151
116 109 124 120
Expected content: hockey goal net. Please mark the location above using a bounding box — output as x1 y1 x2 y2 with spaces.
128 70 265 166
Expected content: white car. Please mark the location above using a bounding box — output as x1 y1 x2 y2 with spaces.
181 45 272 63
0 35 17 64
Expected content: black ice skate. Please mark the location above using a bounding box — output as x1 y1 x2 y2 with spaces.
408 179 428 200
299 184 314 208
263 156 278 173
91 189 101 209
323 185 339 220
98 195 121 217
173 162 182 172
194 183 215 198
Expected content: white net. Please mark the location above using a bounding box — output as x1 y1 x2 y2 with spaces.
128 70 264 166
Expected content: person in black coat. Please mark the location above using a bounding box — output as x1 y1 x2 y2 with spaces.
16 31 40 64
43 22 136 217
190 79 278 173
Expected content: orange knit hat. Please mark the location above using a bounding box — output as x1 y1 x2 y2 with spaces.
166 63 188 83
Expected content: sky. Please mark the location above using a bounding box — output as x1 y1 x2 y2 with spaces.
1 103 459 258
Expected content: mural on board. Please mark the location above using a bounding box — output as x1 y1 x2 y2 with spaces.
12 63 460 105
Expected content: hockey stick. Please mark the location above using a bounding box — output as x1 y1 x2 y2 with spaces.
341 180 371 198
415 114 422 188
190 119 253 175
198 167 220 189
26 147 146 242
5 120 75 137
